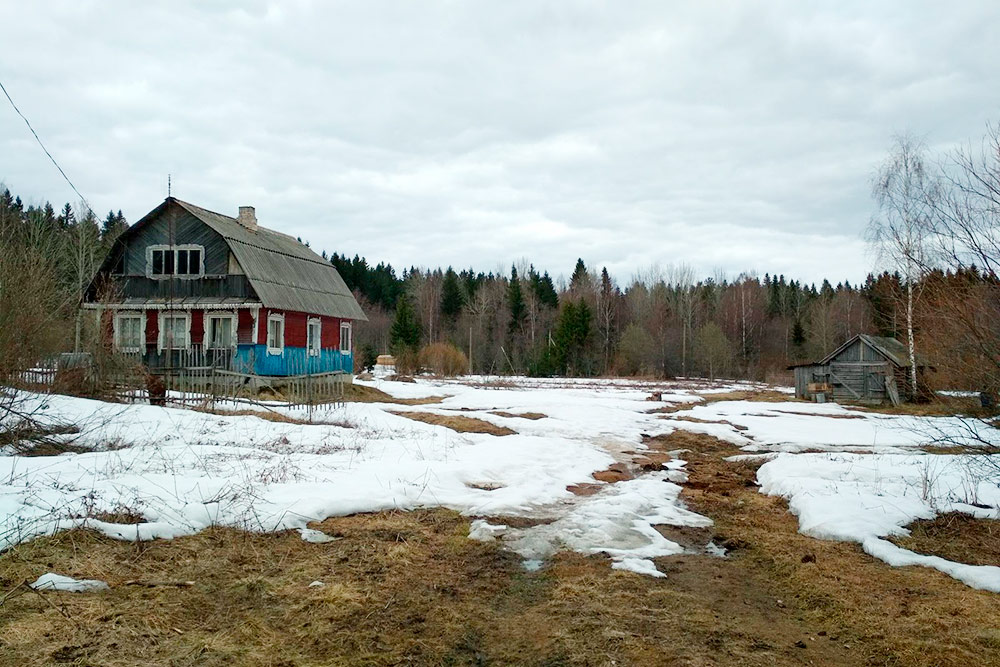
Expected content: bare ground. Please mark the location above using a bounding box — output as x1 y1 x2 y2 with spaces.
1 432 999 665
390 411 517 436
490 411 548 420
889 512 1000 567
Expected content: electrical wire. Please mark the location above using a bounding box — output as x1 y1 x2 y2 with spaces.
0 77 94 216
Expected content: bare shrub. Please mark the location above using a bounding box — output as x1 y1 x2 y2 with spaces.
418 342 468 377
393 349 419 376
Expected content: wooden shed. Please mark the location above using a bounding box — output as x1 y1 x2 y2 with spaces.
790 334 928 406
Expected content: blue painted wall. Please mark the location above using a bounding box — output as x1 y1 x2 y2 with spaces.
233 344 352 376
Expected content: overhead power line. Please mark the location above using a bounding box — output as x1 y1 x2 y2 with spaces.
0 77 94 216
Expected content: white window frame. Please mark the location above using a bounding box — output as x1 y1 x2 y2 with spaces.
157 311 191 352
114 311 145 353
146 244 205 279
339 321 352 354
266 313 285 356
206 311 238 350
307 317 322 357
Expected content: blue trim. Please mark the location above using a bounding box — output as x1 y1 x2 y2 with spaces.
233 344 352 376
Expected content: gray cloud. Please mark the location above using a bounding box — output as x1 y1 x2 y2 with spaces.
2 0 999 284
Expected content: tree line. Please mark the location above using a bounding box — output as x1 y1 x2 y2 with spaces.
335 244 975 383
0 186 127 382
2 120 998 392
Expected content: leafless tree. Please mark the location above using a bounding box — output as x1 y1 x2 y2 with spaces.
667 264 695 376
869 135 936 399
932 122 1000 277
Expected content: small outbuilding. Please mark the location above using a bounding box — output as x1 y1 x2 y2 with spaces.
790 334 928 405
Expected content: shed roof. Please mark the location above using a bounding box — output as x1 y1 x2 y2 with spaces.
819 333 925 368
101 198 366 321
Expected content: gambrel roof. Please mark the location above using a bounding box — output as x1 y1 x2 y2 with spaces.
93 197 366 321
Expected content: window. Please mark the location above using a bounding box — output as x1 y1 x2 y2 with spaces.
176 248 201 275
267 314 284 355
307 318 322 356
158 313 190 351
148 245 203 278
152 249 165 276
115 313 144 353
207 313 235 349
340 322 352 354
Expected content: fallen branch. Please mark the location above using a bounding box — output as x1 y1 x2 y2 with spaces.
124 580 195 588
26 581 81 628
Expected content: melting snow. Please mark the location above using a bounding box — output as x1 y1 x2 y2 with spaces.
30 573 109 592
4 377 999 589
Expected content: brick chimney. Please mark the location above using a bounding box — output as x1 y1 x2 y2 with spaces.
238 206 257 231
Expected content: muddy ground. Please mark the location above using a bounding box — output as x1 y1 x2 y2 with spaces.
0 429 998 666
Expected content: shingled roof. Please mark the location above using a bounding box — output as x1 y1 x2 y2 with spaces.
169 199 365 321
94 197 367 321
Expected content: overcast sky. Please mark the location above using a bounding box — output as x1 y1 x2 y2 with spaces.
2 1 998 285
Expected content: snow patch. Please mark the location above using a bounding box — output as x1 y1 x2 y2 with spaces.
758 452 1000 591
612 558 665 578
300 528 339 544
468 519 507 542
30 573 108 593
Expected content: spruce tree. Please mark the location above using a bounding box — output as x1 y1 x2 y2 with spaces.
570 258 588 291
390 296 421 354
440 267 464 325
508 265 525 334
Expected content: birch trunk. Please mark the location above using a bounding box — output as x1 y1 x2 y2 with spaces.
906 278 918 400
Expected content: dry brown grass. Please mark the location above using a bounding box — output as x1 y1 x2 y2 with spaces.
0 511 859 667
489 411 547 420
2 477 999 665
696 390 797 404
890 513 1000 567
390 411 517 436
649 390 796 415
193 407 315 425
852 395 987 417
4 398 1000 665
342 383 445 406
664 429 1000 667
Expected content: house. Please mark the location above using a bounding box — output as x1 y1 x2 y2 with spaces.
83 197 366 380
789 334 929 405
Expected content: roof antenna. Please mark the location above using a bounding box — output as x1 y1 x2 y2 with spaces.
167 174 172 197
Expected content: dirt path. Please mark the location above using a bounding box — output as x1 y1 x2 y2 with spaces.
649 429 1000 667
1 430 998 665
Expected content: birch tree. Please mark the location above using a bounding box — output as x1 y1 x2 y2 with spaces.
869 135 936 399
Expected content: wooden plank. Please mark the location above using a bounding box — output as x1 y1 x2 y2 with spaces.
828 369 862 399
886 375 901 406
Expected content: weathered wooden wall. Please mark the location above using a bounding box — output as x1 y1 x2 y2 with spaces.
795 339 899 403
121 207 230 276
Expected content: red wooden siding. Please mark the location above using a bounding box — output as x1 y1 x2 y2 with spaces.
321 316 340 348
145 310 158 346
284 311 308 348
254 310 350 350
238 310 256 345
189 310 204 345
258 308 269 344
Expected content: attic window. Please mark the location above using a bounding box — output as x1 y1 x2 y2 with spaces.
148 245 203 278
